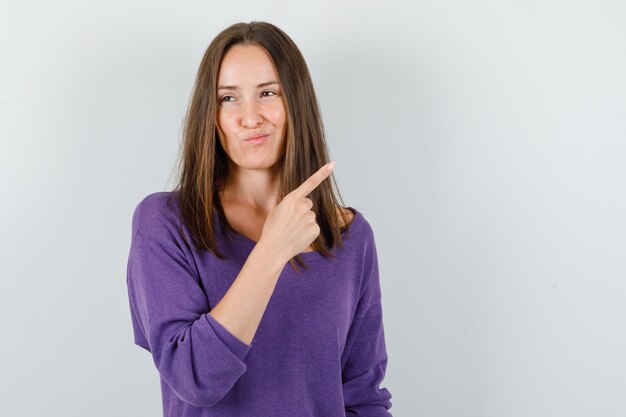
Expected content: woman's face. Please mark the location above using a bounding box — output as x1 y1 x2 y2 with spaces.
216 43 287 172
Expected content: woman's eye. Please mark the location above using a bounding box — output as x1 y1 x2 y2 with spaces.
219 91 278 103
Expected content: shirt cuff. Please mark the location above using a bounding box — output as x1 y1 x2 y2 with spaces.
205 312 252 360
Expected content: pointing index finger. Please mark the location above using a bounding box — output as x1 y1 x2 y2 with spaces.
291 161 336 198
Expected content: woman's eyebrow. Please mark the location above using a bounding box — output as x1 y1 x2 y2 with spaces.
217 81 279 90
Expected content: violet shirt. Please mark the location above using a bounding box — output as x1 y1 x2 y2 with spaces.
126 191 393 416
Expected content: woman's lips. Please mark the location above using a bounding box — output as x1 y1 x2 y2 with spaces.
244 134 268 144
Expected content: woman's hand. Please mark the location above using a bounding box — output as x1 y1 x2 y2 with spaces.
258 161 336 264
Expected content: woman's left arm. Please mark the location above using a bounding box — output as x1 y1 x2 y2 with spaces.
341 228 393 416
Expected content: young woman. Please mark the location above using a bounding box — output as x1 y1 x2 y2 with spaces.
126 21 393 416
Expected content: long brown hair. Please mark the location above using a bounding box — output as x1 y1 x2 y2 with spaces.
172 21 354 273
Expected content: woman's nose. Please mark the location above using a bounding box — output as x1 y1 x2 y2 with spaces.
240 99 263 128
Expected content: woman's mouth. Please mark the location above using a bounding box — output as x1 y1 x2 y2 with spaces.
244 134 269 145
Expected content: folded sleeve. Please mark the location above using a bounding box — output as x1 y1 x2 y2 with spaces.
341 230 393 416
126 215 252 408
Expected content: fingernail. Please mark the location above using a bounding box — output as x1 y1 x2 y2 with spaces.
328 161 336 171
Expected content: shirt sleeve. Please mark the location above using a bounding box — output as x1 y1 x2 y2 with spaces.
126 214 252 408
341 228 393 416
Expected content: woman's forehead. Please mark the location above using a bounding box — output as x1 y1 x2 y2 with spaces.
217 44 278 86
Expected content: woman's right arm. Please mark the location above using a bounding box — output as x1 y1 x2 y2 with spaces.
126 215 305 408
127 226 260 408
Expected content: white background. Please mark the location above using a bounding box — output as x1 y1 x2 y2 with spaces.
1 1 625 416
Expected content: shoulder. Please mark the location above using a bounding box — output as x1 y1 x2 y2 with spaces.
335 208 379 294
131 191 180 237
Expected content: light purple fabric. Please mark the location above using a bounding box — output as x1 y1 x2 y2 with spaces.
126 191 393 416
